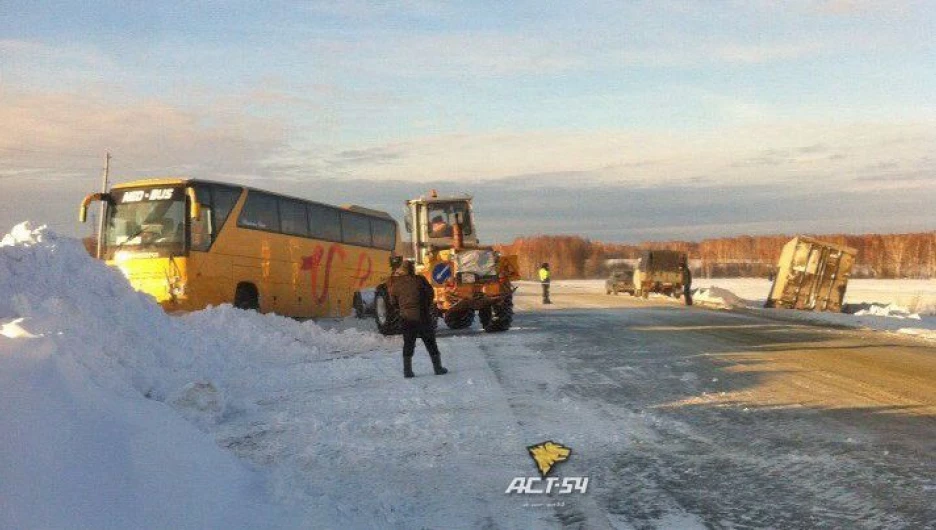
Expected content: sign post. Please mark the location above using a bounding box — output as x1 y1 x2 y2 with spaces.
96 152 110 260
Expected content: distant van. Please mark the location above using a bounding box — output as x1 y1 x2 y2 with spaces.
634 250 688 299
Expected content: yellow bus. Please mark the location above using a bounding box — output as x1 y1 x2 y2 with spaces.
79 178 398 317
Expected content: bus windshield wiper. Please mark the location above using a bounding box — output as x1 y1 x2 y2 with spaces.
113 227 147 253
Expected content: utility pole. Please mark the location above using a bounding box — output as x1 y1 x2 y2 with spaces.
96 152 111 259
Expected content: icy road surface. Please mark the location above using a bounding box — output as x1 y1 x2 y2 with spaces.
502 284 936 528
218 283 936 529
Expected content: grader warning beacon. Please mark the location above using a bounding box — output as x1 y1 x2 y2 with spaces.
372 190 520 335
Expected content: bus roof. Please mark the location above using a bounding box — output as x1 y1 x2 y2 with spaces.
108 177 397 221
110 177 190 189
341 204 395 220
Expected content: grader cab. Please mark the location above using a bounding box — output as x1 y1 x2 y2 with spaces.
373 190 520 335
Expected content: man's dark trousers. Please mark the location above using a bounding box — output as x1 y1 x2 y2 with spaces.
402 321 442 360
682 267 693 306
542 283 551 304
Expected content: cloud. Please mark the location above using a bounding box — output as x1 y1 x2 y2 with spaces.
255 121 936 192
257 176 936 244
0 90 288 181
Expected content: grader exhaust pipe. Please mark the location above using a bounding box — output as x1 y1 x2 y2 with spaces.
452 212 464 250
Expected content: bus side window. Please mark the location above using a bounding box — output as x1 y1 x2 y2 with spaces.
340 211 372 247
370 219 396 250
211 186 240 235
279 199 309 237
308 203 342 242
238 192 280 232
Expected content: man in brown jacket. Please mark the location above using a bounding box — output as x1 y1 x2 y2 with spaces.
389 261 448 378
681 262 693 306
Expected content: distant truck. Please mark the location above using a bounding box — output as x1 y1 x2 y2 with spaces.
765 236 856 312
634 250 689 298
605 268 635 295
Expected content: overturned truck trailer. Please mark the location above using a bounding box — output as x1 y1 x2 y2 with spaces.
765 236 857 312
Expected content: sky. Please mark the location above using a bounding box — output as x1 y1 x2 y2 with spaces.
1 0 934 243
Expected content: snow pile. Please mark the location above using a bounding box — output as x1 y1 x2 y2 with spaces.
691 286 753 309
4 222 495 528
849 302 921 320
756 302 936 341
0 222 291 528
0 221 201 399
0 220 47 246
0 222 557 528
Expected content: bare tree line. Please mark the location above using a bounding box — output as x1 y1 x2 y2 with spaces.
496 232 936 280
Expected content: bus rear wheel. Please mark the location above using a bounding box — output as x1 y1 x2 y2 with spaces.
234 283 259 311
352 292 366 319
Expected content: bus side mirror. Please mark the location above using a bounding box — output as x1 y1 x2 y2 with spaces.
78 192 110 223
186 188 202 220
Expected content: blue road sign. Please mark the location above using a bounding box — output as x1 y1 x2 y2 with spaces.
432 262 453 284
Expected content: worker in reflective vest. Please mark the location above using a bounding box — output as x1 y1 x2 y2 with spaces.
538 263 551 304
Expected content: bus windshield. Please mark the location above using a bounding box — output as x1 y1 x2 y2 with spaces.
105 186 186 257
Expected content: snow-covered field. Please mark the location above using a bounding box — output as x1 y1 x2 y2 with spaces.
551 278 936 315
692 278 936 316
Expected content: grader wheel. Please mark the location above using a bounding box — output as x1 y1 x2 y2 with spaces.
374 285 402 336
444 309 475 330
480 296 513 333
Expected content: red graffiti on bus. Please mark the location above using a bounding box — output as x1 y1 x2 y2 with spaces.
301 244 346 304
352 253 373 289
301 244 374 304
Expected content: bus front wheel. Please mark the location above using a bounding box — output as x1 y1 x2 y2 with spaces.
234 283 259 311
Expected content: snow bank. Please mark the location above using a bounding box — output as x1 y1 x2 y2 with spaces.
0 333 277 530
693 278 936 316
0 223 557 528
2 221 450 528
848 302 921 320
680 281 936 340
0 221 200 399
691 286 752 309
0 223 303 528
